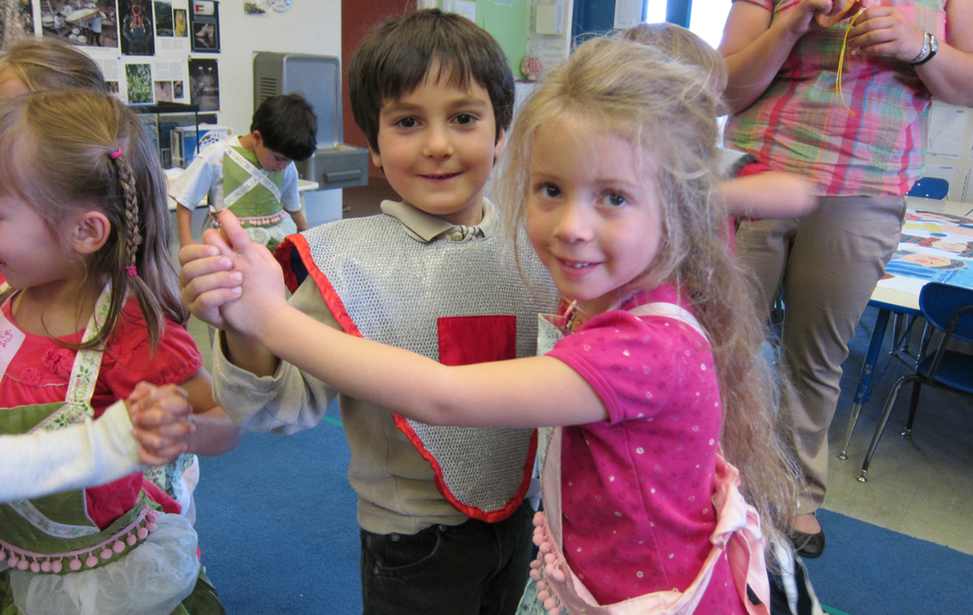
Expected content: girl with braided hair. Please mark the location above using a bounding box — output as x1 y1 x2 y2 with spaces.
0 89 233 614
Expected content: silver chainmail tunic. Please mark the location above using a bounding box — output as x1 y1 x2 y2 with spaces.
278 200 558 519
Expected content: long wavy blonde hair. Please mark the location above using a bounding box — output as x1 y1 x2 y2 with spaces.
497 37 799 548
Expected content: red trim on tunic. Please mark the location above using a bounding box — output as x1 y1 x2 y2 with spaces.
279 237 535 522
277 234 363 337
392 413 537 523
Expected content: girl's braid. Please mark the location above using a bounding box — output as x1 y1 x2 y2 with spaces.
111 151 142 270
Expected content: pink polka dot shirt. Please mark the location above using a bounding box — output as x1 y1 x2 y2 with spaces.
546 284 746 613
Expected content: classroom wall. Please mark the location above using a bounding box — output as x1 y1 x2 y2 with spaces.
219 2 344 225
436 0 531 74
219 2 341 138
923 101 973 203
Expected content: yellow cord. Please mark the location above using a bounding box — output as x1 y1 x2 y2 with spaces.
835 8 866 109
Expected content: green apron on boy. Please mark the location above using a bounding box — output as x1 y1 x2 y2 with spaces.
217 143 296 253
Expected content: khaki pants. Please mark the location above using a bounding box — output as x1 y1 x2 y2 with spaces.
736 195 906 514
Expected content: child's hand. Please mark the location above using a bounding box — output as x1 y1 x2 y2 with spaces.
179 242 241 329
198 210 290 339
127 382 195 466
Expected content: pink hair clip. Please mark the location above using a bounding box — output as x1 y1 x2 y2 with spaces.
125 265 138 278
110 148 124 160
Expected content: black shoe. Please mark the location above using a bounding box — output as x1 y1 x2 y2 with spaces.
790 528 826 558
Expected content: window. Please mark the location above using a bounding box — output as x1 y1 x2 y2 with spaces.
688 0 732 48
644 0 733 48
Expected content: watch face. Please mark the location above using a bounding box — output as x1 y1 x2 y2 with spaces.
269 0 293 12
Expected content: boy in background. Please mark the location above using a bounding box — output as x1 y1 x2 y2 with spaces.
180 10 556 615
170 93 316 250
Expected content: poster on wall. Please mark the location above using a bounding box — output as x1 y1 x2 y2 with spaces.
154 80 173 101
119 0 155 55
125 62 154 104
18 0 33 35
243 2 267 16
41 0 118 48
189 0 219 52
188 57 219 111
173 8 187 36
154 1 174 36
1 0 34 45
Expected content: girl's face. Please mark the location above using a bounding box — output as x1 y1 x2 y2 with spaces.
526 115 663 316
0 194 76 290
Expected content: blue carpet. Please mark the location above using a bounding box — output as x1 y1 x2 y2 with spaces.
807 509 973 615
194 419 362 614
193 414 973 614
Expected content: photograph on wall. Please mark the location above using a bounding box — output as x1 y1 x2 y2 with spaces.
1 0 33 44
173 79 184 99
173 8 186 36
106 80 120 95
188 58 219 111
154 80 173 102
125 62 154 104
154 1 173 36
119 0 154 55
243 2 266 16
18 0 34 34
41 0 117 48
189 0 218 52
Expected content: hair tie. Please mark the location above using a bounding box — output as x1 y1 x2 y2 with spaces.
110 148 124 160
125 264 138 278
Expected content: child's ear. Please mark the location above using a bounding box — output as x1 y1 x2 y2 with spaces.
68 211 112 255
369 147 383 172
493 129 507 162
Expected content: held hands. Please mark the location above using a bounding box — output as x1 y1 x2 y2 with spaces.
178 210 289 339
127 382 194 466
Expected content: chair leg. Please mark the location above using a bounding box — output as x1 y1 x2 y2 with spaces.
889 313 901 358
901 380 923 439
858 375 917 483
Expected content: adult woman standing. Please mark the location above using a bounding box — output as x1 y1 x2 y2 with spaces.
720 0 973 557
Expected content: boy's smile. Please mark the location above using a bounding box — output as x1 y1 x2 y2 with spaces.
371 71 504 227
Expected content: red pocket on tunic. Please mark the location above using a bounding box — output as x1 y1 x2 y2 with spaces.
437 315 516 366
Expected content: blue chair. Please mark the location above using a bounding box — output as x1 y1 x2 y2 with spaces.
907 176 949 200
857 282 973 482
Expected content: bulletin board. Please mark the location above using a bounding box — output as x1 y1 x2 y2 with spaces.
9 0 222 114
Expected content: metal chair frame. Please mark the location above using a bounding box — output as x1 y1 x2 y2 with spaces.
857 283 973 482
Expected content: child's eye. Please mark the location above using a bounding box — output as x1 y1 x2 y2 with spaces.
394 116 419 129
602 192 627 207
453 113 478 125
537 182 561 198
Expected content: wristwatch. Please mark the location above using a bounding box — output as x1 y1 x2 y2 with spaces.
910 31 939 66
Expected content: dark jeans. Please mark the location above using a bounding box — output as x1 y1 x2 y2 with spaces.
360 501 533 615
